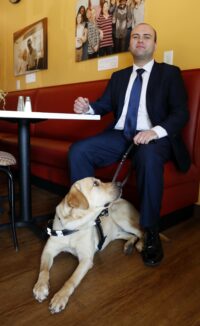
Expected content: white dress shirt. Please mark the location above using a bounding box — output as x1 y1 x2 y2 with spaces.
88 59 167 138
114 60 167 138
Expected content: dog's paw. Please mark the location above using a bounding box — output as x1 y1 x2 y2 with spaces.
124 242 134 255
33 281 49 303
49 291 69 314
135 239 144 253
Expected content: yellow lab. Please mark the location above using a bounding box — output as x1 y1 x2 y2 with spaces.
33 177 143 314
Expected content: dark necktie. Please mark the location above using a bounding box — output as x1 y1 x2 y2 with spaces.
123 68 145 140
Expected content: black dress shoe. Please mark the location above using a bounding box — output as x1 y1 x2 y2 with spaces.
142 228 163 267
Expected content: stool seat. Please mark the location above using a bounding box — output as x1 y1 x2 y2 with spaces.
0 151 16 166
0 151 18 251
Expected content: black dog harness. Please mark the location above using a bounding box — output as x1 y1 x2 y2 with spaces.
46 220 78 237
46 207 109 250
46 144 134 250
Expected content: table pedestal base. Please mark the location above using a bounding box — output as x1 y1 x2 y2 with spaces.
0 213 53 242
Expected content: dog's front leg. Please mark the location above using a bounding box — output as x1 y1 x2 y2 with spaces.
33 244 57 303
49 257 93 314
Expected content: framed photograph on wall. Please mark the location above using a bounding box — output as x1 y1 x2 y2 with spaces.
75 0 145 62
13 17 48 76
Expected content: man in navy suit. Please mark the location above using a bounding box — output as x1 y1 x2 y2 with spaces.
68 23 190 266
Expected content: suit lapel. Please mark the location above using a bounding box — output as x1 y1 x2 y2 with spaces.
146 62 160 118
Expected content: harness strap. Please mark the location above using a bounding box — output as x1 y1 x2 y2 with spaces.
46 220 79 237
95 208 108 250
46 209 109 251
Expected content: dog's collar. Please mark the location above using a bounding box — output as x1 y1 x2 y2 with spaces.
46 219 79 237
46 208 109 250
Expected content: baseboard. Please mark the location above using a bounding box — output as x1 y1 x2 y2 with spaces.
159 205 196 231
31 175 68 196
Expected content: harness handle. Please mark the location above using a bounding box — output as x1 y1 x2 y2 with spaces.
112 143 134 187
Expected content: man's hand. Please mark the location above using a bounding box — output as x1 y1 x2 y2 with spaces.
133 130 158 145
74 97 89 114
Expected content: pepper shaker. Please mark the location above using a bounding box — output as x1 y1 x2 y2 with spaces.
24 96 32 113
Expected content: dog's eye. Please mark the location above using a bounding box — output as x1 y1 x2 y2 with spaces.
93 180 99 187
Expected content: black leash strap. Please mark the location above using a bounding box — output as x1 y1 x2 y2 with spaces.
96 143 134 250
112 143 134 187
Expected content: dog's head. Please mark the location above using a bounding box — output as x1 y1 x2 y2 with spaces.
54 177 121 229
67 177 121 209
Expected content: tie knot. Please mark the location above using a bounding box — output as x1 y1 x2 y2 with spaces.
136 68 145 76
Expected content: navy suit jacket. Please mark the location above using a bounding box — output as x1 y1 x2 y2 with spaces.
91 62 191 172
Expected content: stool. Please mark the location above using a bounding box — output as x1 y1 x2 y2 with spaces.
0 151 19 251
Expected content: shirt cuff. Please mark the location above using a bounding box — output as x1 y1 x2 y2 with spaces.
151 126 168 139
86 105 95 114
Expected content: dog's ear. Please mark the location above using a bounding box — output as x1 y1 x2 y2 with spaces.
66 186 89 209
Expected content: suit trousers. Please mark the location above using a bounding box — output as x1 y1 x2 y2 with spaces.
68 130 172 229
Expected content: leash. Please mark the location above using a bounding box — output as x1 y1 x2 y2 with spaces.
94 143 134 249
112 143 134 187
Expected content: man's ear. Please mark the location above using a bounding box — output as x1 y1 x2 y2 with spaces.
66 186 89 209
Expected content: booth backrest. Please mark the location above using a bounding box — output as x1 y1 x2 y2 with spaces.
33 80 112 141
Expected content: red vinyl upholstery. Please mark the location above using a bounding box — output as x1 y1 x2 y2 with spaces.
0 69 199 216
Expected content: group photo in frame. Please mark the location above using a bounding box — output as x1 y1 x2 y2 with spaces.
75 0 145 62
13 17 48 76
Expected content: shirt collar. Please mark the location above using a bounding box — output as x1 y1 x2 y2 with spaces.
133 59 154 74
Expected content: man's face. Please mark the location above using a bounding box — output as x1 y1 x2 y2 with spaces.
129 24 156 61
119 0 127 9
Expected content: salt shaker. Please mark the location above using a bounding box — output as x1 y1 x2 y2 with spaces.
17 96 24 111
24 96 32 113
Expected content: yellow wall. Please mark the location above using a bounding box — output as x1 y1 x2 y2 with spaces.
0 0 200 92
